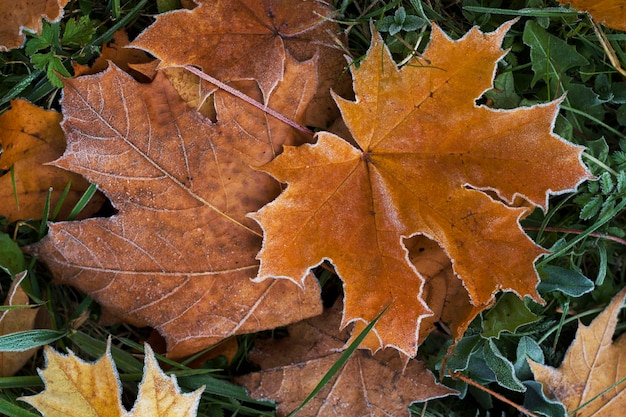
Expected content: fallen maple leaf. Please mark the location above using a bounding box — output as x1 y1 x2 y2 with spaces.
236 301 455 416
251 21 592 357
131 0 351 127
19 341 203 417
0 271 40 377
0 99 104 222
529 287 626 416
0 0 68 51
32 56 323 358
72 29 153 79
557 1 626 31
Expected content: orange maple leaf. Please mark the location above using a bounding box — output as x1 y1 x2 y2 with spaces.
130 0 351 126
529 287 626 416
0 0 68 51
0 99 104 222
558 1 626 31
19 341 203 416
33 58 322 358
237 301 455 416
251 21 592 356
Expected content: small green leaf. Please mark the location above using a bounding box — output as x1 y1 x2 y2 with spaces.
580 194 603 220
599 172 614 194
445 334 483 372
514 336 544 380
482 293 541 339
0 232 26 276
402 15 425 31
522 381 567 417
522 20 588 91
62 16 96 46
538 265 594 297
483 339 525 392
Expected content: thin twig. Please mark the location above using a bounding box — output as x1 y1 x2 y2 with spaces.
183 65 316 137
524 226 626 246
450 372 542 417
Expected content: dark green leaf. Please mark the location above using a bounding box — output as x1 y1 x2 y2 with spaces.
482 293 541 339
522 381 567 417
0 233 25 276
483 339 525 392
538 265 594 296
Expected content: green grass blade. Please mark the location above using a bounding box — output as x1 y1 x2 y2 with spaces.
0 71 42 107
50 181 72 221
286 304 390 417
0 398 42 417
66 183 98 221
0 329 68 352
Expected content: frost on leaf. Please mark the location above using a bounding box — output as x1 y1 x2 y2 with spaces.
130 0 351 126
32 59 323 358
19 342 203 417
251 21 592 357
0 0 68 51
529 287 626 417
0 99 104 222
236 301 456 417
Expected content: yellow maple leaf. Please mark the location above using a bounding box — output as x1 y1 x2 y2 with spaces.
19 341 204 417
529 287 626 416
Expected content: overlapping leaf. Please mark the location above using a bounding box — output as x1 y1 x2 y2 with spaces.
237 301 455 416
0 99 103 222
19 342 203 416
252 21 592 356
558 1 626 31
530 287 626 416
0 0 68 51
33 56 323 358
131 0 351 126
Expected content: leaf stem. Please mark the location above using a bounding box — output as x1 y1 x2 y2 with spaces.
183 65 315 137
524 226 626 246
449 372 542 417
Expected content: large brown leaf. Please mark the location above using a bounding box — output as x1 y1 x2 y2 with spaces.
251 21 592 357
529 287 626 416
130 0 351 127
0 99 103 222
33 57 323 358
236 301 455 416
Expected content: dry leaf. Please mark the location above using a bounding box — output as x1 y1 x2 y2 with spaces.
251 21 592 357
236 301 456 416
131 0 351 126
19 341 203 417
32 57 323 358
0 271 40 376
529 287 626 416
72 29 153 79
557 1 626 31
0 99 104 222
0 0 68 51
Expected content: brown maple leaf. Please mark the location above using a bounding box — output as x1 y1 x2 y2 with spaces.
0 0 68 51
130 0 351 127
251 21 592 357
0 99 104 222
236 301 456 416
19 341 203 416
529 287 626 416
557 1 626 31
32 57 322 358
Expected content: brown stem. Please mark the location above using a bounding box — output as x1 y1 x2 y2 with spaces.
450 372 542 417
183 65 316 137
524 226 626 246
